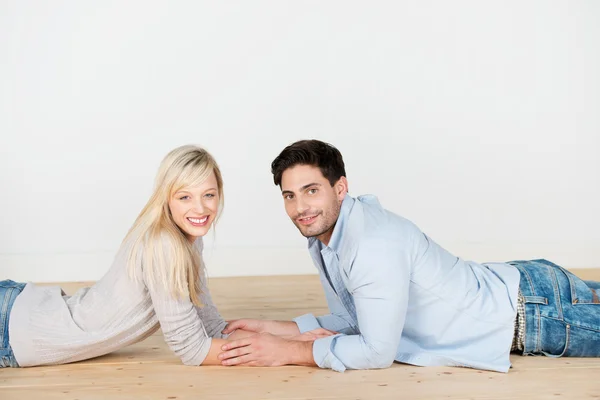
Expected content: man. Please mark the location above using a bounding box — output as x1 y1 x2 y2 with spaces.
218 139 600 372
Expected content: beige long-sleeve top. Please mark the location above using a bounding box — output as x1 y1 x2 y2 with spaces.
9 238 228 367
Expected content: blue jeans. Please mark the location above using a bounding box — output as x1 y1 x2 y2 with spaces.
0 280 26 368
508 260 600 357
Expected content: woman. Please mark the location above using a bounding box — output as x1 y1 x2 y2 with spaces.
0 145 254 368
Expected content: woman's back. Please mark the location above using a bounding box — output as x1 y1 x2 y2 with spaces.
9 237 159 367
9 239 224 367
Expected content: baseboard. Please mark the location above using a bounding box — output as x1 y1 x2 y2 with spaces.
0 247 316 282
1 242 598 282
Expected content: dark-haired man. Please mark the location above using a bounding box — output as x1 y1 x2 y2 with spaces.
219 140 600 372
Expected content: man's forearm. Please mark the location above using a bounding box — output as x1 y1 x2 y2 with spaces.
288 340 317 367
267 320 301 337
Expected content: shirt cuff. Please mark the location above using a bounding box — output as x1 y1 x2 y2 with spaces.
315 315 357 335
293 313 321 333
312 335 346 372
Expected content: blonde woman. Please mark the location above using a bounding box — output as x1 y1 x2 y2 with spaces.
0 145 254 368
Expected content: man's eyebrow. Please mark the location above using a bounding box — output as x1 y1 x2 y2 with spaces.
300 183 321 191
281 183 322 196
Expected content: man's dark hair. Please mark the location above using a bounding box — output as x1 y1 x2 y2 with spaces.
271 140 346 187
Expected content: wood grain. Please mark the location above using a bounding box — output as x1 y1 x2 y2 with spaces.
2 270 600 399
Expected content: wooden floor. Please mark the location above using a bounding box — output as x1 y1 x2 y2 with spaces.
2 270 600 400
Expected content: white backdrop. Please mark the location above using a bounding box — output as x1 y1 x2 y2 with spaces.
1 1 599 282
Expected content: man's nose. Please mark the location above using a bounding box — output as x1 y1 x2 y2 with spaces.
296 198 309 215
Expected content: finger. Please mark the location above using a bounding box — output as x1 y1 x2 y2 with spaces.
222 320 245 334
219 346 252 361
238 361 259 367
221 337 255 351
314 328 338 335
222 353 255 366
311 334 329 339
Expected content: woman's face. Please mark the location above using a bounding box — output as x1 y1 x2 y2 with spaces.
168 171 220 242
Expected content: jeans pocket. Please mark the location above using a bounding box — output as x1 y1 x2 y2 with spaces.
558 267 600 305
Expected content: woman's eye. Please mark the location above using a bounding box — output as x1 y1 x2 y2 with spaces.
205 193 215 198
179 195 190 200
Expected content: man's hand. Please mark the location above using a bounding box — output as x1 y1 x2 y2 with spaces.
289 328 338 342
222 319 300 337
221 319 265 334
218 333 316 367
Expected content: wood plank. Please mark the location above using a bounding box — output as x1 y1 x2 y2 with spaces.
2 270 600 399
2 359 600 400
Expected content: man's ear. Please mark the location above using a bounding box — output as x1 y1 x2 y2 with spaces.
335 176 348 200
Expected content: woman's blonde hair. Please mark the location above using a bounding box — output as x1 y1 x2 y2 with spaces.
125 145 224 306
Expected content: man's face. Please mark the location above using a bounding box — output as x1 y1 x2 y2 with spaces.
280 164 347 244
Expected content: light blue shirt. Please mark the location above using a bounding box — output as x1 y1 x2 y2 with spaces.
294 195 520 372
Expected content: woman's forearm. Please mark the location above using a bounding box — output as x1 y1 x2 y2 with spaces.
200 338 229 365
199 331 255 365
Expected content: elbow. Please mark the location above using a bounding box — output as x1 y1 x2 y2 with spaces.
178 345 208 366
169 342 202 366
181 356 200 366
365 354 395 369
164 335 209 366
364 345 396 369
369 356 395 369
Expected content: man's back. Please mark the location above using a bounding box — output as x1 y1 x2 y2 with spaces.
297 194 521 372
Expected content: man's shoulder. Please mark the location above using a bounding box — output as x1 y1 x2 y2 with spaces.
348 195 422 245
355 194 418 228
339 195 423 277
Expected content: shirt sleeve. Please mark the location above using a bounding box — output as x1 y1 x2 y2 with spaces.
194 269 229 339
311 236 413 372
143 239 213 366
294 285 358 335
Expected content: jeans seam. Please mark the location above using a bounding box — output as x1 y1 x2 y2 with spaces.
562 321 600 334
542 315 567 322
553 265 600 305
517 265 541 353
552 265 600 305
1 288 14 351
550 267 564 321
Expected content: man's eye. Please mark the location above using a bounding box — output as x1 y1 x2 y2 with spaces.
308 189 318 195
284 195 294 200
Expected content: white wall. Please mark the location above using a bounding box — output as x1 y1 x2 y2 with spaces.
1 1 599 282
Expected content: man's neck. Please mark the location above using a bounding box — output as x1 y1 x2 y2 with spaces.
316 225 335 247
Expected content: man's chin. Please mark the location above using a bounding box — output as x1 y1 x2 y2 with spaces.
296 225 325 239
